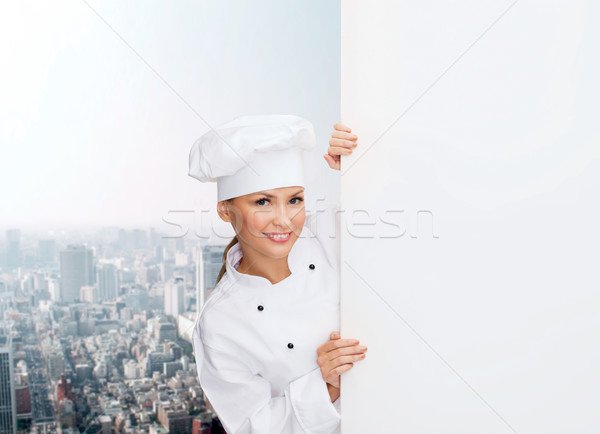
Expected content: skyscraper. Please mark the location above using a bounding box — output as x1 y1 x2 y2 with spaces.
196 245 226 313
0 335 16 434
195 247 204 314
38 239 56 266
59 245 94 303
4 230 20 270
97 263 119 302
164 281 184 318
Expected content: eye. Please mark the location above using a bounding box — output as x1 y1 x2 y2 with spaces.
255 198 269 206
290 197 304 205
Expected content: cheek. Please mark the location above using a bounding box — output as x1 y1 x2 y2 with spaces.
245 209 271 233
292 213 306 229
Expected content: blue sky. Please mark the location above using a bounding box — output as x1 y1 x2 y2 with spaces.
0 0 341 232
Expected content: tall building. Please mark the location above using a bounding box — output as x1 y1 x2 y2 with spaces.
32 272 48 291
80 286 98 304
197 245 226 312
195 247 204 314
175 237 185 254
56 374 75 408
158 404 192 433
59 245 94 303
192 412 214 434
46 348 65 380
4 230 20 269
164 281 184 318
14 380 31 417
38 239 56 266
0 335 16 434
154 244 164 263
97 264 119 302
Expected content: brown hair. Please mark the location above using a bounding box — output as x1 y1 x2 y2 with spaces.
215 198 239 286
215 235 239 285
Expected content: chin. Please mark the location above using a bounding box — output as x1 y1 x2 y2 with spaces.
259 236 298 258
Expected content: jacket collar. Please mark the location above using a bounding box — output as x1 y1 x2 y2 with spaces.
223 226 310 289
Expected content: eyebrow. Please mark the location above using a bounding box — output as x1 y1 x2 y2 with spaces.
256 189 304 198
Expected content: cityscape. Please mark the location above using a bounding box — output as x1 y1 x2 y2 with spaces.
0 226 228 433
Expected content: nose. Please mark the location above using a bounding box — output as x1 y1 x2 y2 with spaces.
272 202 292 230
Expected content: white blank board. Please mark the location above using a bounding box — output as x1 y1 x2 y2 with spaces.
340 1 600 432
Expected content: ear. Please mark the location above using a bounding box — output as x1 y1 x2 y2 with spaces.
216 201 232 223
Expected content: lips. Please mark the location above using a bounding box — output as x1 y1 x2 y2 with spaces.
263 232 292 242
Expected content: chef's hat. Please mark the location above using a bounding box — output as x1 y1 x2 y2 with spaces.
188 115 316 201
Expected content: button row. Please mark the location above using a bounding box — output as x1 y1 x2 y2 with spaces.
255 263 314 350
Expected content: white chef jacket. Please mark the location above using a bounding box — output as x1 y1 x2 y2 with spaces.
192 204 341 434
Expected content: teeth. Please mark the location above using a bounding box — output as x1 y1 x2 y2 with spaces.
267 233 289 239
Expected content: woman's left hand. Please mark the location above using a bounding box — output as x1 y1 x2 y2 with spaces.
323 123 358 171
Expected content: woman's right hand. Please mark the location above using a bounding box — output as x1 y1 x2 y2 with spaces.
323 123 358 171
317 331 368 389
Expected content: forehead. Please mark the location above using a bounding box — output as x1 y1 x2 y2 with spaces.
251 186 305 197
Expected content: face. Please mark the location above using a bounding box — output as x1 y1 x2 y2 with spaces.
217 186 306 259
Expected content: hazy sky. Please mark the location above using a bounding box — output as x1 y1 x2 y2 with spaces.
0 0 341 234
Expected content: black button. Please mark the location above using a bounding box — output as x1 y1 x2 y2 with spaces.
287 343 294 349
257 305 264 311
309 264 315 270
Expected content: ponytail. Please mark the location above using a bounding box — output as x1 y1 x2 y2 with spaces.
216 235 239 285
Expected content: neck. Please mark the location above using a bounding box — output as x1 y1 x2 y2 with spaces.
235 242 291 285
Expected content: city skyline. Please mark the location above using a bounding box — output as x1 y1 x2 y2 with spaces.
0 222 230 432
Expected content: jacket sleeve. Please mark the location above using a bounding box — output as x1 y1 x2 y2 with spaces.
193 325 341 434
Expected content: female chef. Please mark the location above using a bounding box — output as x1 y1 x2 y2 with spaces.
188 115 367 434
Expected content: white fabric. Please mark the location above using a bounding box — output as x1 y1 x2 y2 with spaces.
193 203 341 433
188 115 317 201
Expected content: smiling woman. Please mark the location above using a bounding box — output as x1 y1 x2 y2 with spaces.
216 187 306 285
188 115 366 434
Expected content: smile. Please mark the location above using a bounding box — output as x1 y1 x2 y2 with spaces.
263 232 292 242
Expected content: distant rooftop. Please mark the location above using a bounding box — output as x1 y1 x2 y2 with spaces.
0 335 9 347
